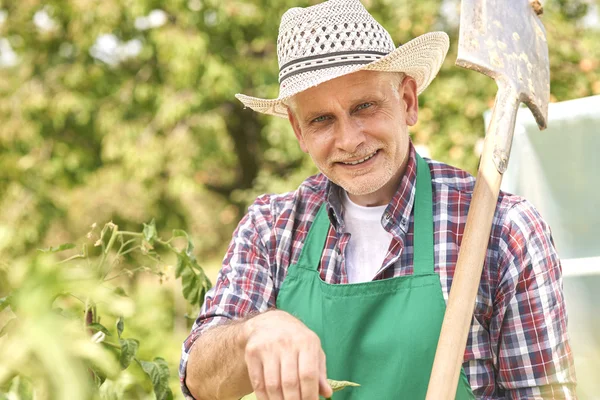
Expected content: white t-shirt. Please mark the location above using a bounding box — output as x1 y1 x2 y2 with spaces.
341 191 394 283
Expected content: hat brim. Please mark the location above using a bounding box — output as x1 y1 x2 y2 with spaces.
235 31 450 118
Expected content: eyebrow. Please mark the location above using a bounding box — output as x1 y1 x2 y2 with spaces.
303 111 329 124
301 93 382 124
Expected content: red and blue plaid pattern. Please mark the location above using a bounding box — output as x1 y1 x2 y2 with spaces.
180 144 576 399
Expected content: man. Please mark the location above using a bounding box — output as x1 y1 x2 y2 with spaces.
180 0 577 399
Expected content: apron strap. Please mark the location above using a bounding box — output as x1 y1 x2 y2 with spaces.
297 203 330 272
413 154 435 276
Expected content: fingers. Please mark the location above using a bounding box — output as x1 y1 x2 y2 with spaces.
297 344 319 400
246 352 268 400
248 347 328 400
281 350 301 400
244 311 328 399
318 349 333 398
263 356 283 400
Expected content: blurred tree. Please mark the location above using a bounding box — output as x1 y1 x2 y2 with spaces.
0 0 598 287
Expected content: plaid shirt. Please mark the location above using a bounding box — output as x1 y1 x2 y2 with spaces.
180 144 577 399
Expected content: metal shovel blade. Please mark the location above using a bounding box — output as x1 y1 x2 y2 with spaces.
456 0 550 130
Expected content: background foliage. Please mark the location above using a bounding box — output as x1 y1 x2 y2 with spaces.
0 0 599 398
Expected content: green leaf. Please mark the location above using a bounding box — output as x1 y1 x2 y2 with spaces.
185 238 195 259
175 253 186 278
177 255 211 307
37 243 76 253
4 376 33 400
116 317 124 339
0 296 11 312
172 229 188 238
0 318 17 337
91 366 107 387
181 267 200 305
329 379 360 392
119 338 139 369
173 232 205 279
99 378 125 400
113 287 127 297
88 323 111 336
138 358 173 400
143 219 157 244
198 270 212 304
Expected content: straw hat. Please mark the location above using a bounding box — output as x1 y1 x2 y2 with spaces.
235 0 450 118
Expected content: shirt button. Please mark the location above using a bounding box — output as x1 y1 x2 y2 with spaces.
384 212 391 221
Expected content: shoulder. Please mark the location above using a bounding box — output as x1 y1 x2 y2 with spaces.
426 157 477 193
424 158 554 268
424 157 536 222
497 198 556 267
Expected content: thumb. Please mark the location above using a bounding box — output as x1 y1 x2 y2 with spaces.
318 351 332 398
319 375 333 398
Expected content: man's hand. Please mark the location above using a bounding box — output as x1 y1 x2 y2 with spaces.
242 310 333 400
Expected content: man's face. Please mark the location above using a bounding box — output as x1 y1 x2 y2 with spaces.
288 70 419 206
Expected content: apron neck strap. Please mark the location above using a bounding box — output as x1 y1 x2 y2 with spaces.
298 153 435 275
413 153 435 276
299 204 331 271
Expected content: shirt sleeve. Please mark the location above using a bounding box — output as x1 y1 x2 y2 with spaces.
493 199 577 399
179 198 277 399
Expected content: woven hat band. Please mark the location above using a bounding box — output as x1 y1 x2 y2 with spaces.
279 50 388 83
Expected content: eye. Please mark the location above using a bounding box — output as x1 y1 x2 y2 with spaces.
312 115 330 123
356 102 373 111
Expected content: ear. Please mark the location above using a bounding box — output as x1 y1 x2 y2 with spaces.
401 76 419 126
287 107 309 153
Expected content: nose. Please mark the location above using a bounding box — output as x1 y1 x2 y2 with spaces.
334 115 366 154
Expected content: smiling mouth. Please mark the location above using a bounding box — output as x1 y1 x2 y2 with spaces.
340 150 378 166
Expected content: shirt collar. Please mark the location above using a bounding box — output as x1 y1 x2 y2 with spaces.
325 143 419 234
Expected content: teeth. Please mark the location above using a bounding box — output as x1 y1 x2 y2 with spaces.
342 151 377 165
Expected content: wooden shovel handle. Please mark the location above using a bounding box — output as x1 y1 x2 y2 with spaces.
425 99 511 399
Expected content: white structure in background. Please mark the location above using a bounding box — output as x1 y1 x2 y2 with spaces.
488 95 600 399
89 34 142 67
90 9 171 66
0 38 18 68
33 7 59 33
134 9 168 31
0 9 17 68
583 2 600 29
498 96 600 264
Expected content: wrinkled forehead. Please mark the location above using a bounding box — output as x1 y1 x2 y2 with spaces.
287 70 404 110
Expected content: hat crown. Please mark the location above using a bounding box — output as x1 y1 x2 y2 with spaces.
276 0 396 83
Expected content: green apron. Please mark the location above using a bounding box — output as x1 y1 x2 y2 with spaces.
276 154 475 399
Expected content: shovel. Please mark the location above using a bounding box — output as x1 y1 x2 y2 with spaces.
425 0 550 398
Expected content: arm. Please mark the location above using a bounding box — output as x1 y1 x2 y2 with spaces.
185 319 252 400
179 206 271 399
180 199 332 400
186 310 332 400
493 200 577 399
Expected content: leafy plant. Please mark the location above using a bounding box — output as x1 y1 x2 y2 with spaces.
0 220 211 399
